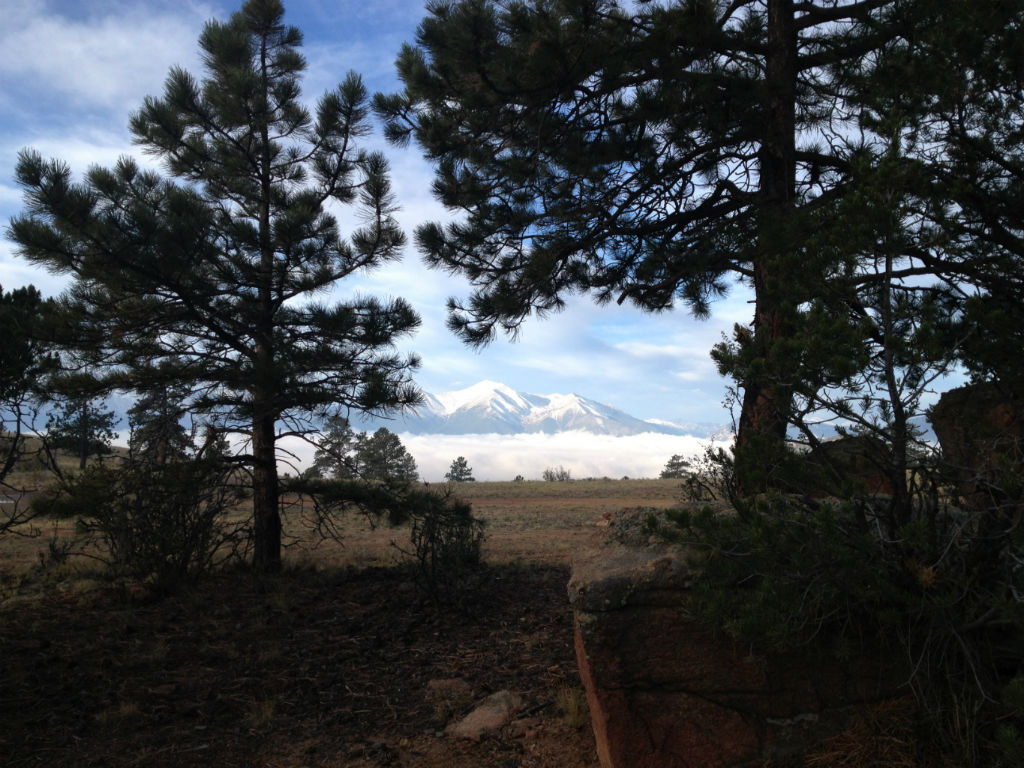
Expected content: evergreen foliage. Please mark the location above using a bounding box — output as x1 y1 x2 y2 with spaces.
445 455 475 482
45 396 119 471
0 284 47 402
8 0 421 571
659 454 691 480
0 283 52 534
354 427 419 483
860 0 1024 397
307 421 418 482
375 0 923 493
307 415 360 479
664 486 1024 766
128 380 193 466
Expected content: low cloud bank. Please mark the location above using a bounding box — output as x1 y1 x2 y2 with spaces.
280 431 733 482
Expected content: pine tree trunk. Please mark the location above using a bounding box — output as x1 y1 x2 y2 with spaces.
250 27 282 573
79 402 89 471
735 0 797 495
251 403 282 572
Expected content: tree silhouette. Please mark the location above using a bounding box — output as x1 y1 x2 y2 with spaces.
660 454 692 480
376 0 919 492
46 395 119 471
354 428 419 483
9 0 421 570
445 456 475 482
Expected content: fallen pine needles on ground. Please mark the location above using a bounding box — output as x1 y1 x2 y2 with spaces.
0 563 598 768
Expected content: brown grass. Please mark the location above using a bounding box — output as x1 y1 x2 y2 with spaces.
273 477 684 571
804 697 920 768
0 476 688 768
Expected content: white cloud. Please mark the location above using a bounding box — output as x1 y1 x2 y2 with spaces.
614 341 692 358
281 431 733 482
0 3 210 117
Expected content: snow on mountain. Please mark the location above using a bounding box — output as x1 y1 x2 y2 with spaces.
353 381 723 437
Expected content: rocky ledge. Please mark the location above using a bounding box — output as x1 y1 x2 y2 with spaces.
568 525 903 768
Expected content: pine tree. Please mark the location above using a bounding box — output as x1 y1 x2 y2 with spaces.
375 0 913 493
445 456 475 482
9 0 421 571
46 395 119 471
354 428 418 483
1 284 52 533
0 284 46 403
660 454 691 480
859 0 1024 394
308 415 360 479
128 380 193 466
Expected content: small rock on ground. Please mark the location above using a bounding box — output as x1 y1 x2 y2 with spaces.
445 690 523 741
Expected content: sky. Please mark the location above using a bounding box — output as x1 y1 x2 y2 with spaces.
0 0 753 479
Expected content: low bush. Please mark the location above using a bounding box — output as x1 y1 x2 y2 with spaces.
542 465 572 482
402 487 485 605
666 479 1023 766
289 477 486 605
54 458 248 593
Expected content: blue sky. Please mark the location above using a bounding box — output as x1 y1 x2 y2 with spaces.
0 0 751 438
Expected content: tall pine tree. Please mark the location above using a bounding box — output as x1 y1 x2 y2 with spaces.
1 284 50 506
9 0 421 571
128 379 194 466
861 0 1024 393
376 0 910 492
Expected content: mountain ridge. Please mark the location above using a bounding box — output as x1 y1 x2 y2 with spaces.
353 380 724 438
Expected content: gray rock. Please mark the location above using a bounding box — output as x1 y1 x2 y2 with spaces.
445 690 523 741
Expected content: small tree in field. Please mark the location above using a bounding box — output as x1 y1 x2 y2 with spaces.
660 454 692 480
445 456 475 482
354 428 418 483
46 395 119 471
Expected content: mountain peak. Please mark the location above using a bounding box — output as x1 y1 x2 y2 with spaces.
354 380 722 437
434 380 531 415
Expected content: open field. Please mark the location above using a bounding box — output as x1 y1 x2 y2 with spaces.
278 478 685 571
0 477 686 578
0 477 686 768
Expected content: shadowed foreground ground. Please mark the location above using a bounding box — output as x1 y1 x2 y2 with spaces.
0 479 689 766
0 564 599 767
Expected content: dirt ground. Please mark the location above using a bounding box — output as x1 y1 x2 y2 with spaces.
0 478 684 768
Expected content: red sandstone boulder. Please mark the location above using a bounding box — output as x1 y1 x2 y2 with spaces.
929 382 1023 506
569 541 901 768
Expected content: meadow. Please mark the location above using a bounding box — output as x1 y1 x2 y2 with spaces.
0 475 685 768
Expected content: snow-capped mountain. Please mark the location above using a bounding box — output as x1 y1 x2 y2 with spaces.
353 380 723 437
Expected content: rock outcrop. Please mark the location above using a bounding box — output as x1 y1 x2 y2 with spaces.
930 382 1023 506
569 541 902 768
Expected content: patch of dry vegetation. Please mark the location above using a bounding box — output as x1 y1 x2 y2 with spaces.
2 477 682 768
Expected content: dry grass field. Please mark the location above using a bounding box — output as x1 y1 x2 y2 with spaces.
280 477 685 571
0 475 686 768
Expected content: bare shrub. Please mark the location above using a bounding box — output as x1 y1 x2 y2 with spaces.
66 458 249 593
288 477 486 605
542 465 571 482
402 487 485 605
